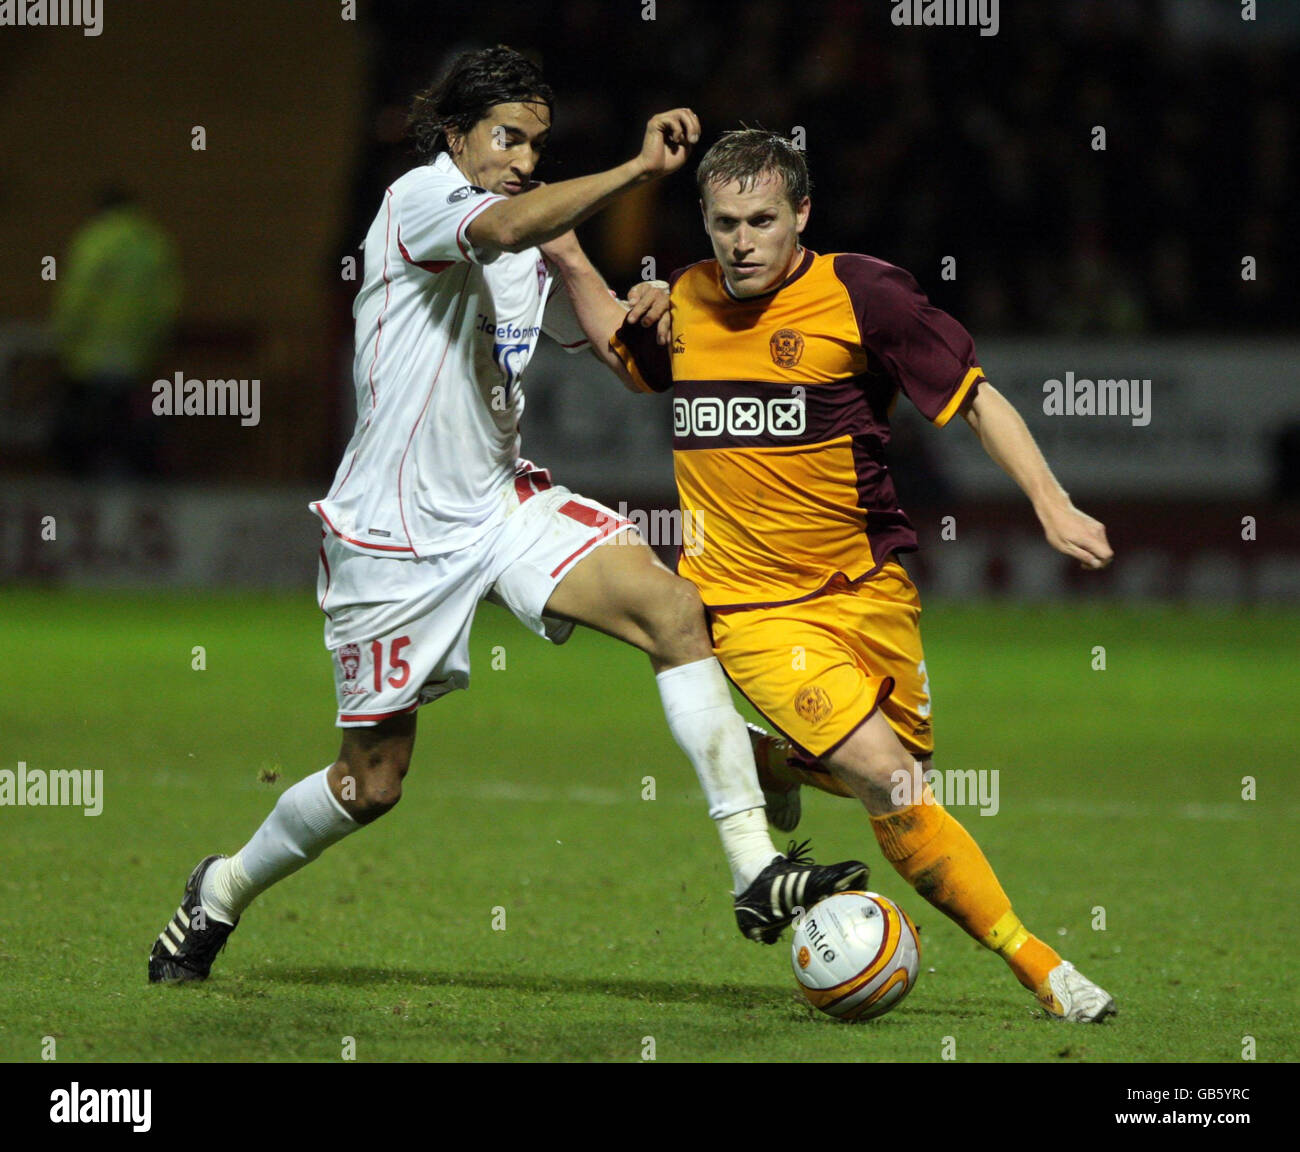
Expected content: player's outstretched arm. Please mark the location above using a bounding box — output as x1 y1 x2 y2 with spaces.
960 382 1114 570
540 230 670 388
468 109 700 255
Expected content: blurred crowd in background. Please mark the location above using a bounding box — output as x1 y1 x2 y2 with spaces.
12 0 1297 483
349 0 1296 335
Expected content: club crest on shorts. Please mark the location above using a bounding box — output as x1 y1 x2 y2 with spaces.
795 684 832 725
338 643 361 682
770 328 805 368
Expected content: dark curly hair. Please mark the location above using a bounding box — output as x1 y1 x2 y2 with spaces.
407 45 554 163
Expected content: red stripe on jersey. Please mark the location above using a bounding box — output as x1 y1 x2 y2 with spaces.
516 458 553 481
318 530 334 620
455 196 503 261
395 263 473 552
397 226 453 274
329 192 398 506
514 464 554 503
369 190 394 411
315 505 416 553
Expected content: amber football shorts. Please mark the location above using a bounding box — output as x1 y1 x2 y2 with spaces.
710 560 934 770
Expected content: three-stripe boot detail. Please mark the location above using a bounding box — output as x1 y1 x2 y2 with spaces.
734 839 869 945
148 855 238 984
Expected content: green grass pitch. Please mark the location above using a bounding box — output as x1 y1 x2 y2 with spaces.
0 588 1295 1063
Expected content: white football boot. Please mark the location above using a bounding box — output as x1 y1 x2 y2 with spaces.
1039 961 1117 1022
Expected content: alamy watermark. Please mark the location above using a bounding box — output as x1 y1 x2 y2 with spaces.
152 372 261 427
611 503 705 556
49 1084 150 1132
891 0 998 37
0 0 103 36
891 765 999 816
0 762 103 815
1042 372 1151 427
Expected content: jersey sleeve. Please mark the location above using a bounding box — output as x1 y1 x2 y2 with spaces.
834 254 984 426
609 311 672 393
393 170 507 268
540 279 591 353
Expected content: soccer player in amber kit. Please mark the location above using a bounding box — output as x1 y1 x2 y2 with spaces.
606 130 1116 1021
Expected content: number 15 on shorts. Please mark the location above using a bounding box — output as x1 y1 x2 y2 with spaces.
370 636 411 691
335 634 413 720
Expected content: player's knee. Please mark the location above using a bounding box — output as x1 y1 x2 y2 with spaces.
333 749 410 823
873 748 922 803
344 771 404 823
640 575 710 661
356 770 404 821
826 735 916 810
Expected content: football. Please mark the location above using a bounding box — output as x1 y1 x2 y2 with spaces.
791 891 922 1021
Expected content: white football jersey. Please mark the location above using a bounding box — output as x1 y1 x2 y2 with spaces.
312 152 590 557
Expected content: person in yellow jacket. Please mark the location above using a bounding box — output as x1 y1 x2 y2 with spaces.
51 186 181 475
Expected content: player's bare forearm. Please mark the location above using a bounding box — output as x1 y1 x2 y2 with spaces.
961 382 1114 569
471 161 647 253
543 239 635 382
469 108 700 254
542 231 671 389
961 383 1063 509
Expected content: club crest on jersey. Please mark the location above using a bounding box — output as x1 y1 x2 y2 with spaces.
338 644 361 682
770 328 805 368
795 684 833 725
447 185 486 203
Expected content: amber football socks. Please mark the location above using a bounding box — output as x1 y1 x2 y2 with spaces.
869 783 1061 992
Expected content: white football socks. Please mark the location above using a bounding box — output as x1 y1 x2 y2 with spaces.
716 806 783 893
655 657 778 893
200 767 358 924
197 662 775 918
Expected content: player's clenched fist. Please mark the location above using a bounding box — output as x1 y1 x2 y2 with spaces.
1039 502 1114 570
636 109 701 180
626 279 673 345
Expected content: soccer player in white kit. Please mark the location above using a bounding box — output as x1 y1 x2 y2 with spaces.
149 47 867 983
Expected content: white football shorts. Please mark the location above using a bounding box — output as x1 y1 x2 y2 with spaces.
317 462 633 726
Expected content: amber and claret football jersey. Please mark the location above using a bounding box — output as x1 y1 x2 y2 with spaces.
611 248 986 610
